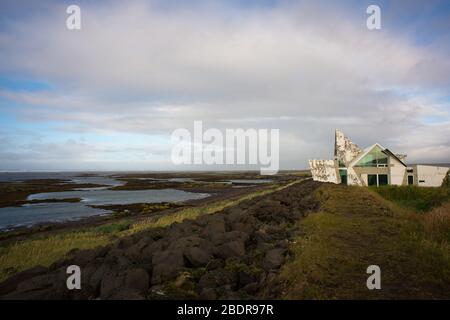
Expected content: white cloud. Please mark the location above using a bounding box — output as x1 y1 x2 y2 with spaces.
0 0 449 169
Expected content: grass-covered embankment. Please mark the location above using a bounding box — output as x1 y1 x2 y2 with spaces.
372 185 450 212
278 184 450 299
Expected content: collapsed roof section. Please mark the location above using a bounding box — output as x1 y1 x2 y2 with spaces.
334 129 363 166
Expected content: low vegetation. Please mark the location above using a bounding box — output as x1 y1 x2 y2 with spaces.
372 185 450 212
0 231 111 282
422 202 450 244
279 184 450 299
94 220 133 234
92 202 181 218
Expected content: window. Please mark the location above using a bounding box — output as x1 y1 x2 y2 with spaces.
378 174 388 186
355 145 388 167
368 174 377 186
408 176 414 185
368 174 389 186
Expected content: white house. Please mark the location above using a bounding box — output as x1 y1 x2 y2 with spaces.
309 130 449 187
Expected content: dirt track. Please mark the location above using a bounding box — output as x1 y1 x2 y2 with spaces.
0 180 320 299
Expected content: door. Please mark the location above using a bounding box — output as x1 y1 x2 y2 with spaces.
339 170 347 185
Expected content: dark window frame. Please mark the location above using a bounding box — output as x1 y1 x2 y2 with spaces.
368 174 377 186
378 174 388 186
408 175 414 185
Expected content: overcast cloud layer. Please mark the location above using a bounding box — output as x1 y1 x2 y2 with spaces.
0 0 449 171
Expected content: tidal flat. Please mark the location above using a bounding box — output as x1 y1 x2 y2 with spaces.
0 171 300 236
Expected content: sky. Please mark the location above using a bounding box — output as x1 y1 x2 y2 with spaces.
0 0 449 171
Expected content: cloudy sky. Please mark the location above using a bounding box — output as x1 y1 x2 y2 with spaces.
0 0 449 171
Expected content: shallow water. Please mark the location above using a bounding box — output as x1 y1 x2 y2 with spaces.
228 179 272 184
0 189 209 230
28 189 209 206
0 203 111 230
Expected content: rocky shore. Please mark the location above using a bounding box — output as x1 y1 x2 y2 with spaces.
0 180 320 299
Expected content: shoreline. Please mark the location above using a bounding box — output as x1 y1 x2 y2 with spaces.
0 184 270 245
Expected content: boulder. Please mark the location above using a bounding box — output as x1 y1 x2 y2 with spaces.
210 231 248 246
237 270 257 287
141 240 165 262
205 258 225 271
124 268 149 294
262 248 285 271
225 208 247 223
125 237 151 261
168 235 204 251
109 289 146 300
184 247 212 267
242 282 259 295
214 240 246 259
231 222 253 234
71 247 106 266
202 216 226 238
15 274 54 293
0 266 48 296
199 288 217 300
100 269 125 299
115 237 134 250
151 249 184 283
87 263 110 294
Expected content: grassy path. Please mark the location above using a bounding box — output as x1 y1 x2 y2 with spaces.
279 184 450 299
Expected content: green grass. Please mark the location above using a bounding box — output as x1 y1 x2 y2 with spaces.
278 185 450 299
0 180 300 283
372 185 450 212
94 220 133 234
0 231 111 282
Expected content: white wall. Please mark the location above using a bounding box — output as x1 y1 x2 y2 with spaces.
389 157 406 186
415 165 449 187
